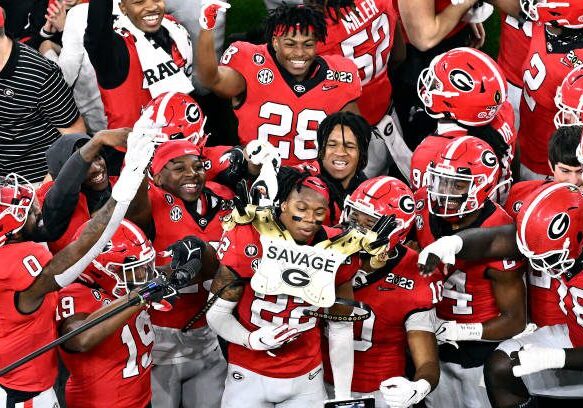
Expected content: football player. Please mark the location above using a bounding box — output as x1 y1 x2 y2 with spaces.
322 176 441 408
412 47 517 204
504 126 582 331
417 182 583 404
57 220 157 408
554 65 583 128
0 130 155 406
206 172 358 407
309 0 412 179
414 136 526 408
518 0 583 179
197 2 361 167
126 140 232 408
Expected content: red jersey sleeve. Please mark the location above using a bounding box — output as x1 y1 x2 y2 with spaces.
217 224 260 279
219 41 260 81
0 242 52 291
57 284 103 321
323 54 362 104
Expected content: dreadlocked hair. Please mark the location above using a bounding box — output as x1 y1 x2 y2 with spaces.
275 167 315 204
305 0 356 23
265 3 327 43
459 123 509 164
317 111 372 173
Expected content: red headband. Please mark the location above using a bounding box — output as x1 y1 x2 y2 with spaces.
301 176 329 202
150 140 201 175
273 23 314 37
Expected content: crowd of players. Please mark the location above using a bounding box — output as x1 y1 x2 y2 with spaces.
2 0 583 407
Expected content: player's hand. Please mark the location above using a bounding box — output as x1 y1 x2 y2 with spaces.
111 120 158 204
166 236 207 271
462 2 493 23
435 319 482 347
511 344 566 377
94 128 131 149
199 0 230 31
380 377 431 408
245 140 281 172
246 324 300 351
417 235 463 276
250 161 279 206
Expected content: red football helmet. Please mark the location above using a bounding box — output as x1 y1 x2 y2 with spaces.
417 47 507 126
144 92 208 147
427 136 500 217
520 0 583 28
516 182 583 278
76 219 156 298
554 65 583 128
343 176 416 250
0 173 35 247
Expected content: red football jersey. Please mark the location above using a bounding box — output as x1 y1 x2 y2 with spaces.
317 0 398 124
322 245 441 393
0 242 57 392
519 24 583 175
414 190 524 323
148 181 234 329
497 13 533 87
221 42 361 166
202 145 233 182
504 179 566 327
36 181 91 254
558 272 583 347
58 284 152 408
218 223 358 378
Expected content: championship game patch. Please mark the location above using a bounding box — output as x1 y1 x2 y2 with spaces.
169 205 183 222
245 244 258 257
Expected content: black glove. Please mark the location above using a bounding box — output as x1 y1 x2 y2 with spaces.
170 259 202 289
233 180 250 215
166 235 207 271
214 146 248 190
369 214 398 250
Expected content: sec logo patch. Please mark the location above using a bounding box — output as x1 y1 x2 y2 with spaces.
169 206 183 222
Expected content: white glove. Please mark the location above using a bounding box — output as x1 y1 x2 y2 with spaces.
111 114 158 203
435 319 483 348
245 139 281 171
246 324 300 351
512 344 566 377
250 161 279 206
380 377 431 408
417 235 463 275
199 0 230 30
462 2 494 23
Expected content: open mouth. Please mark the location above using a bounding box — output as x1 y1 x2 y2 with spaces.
181 182 201 194
89 172 106 185
331 160 349 171
142 13 161 28
289 59 308 69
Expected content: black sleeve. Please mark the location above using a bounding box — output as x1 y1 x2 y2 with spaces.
84 0 130 89
35 151 91 242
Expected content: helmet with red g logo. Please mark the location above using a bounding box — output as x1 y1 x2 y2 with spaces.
554 65 583 128
520 0 583 28
75 219 157 298
343 176 416 250
516 182 583 278
144 92 207 147
0 173 35 247
417 47 507 126
427 136 500 218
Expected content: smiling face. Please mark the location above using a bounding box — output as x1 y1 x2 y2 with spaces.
279 186 328 243
84 155 109 191
321 124 359 188
119 0 165 33
153 154 206 202
272 29 317 82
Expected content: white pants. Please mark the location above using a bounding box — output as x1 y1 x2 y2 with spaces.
0 387 59 408
507 82 522 132
151 326 226 408
425 362 491 408
497 324 583 398
221 364 326 408
364 107 411 180
325 383 383 407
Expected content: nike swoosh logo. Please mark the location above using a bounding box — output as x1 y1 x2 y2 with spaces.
377 285 395 291
308 368 322 380
435 326 447 336
321 85 338 91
